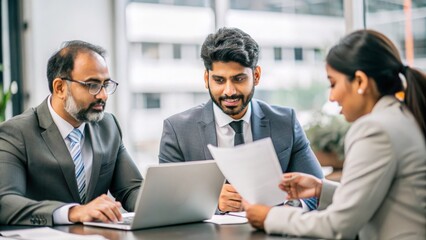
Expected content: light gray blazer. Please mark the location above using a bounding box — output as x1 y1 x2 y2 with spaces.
159 99 323 210
0 99 142 226
265 96 426 240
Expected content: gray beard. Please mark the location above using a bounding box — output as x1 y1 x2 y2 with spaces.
64 90 104 123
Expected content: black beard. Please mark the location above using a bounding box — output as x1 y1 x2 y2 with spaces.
209 85 255 117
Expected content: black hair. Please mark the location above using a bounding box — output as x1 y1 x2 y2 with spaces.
326 29 426 139
200 27 259 70
46 40 106 93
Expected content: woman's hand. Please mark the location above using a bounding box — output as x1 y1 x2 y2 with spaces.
279 172 322 199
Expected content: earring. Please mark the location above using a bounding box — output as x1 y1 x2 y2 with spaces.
357 89 364 95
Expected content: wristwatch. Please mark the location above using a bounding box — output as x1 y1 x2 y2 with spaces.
283 199 302 208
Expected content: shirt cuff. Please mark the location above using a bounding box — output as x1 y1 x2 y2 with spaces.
53 203 79 224
283 199 308 212
300 199 309 212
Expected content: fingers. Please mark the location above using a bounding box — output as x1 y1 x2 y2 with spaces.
288 180 300 200
89 195 122 223
218 184 244 212
99 203 122 223
281 173 298 185
218 194 243 212
279 173 323 199
221 200 243 212
223 184 239 193
221 184 242 201
69 194 123 223
97 195 123 223
279 174 301 200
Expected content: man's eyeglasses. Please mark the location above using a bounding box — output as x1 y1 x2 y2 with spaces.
61 78 119 95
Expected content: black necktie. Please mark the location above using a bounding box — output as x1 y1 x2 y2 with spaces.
229 120 245 146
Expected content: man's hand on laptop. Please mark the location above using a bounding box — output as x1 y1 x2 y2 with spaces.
218 184 244 212
68 194 123 223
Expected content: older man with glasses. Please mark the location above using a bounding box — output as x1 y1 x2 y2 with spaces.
0 40 142 226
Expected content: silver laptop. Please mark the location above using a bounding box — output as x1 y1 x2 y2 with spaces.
83 160 225 230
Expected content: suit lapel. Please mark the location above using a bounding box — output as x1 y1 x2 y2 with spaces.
199 100 217 159
251 100 270 141
85 123 103 202
36 99 81 202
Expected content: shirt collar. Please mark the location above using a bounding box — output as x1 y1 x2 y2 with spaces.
212 101 252 128
47 95 86 139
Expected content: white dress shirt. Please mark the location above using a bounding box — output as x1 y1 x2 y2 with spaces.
212 102 253 147
47 95 93 224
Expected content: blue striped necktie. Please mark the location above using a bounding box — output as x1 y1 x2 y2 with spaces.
68 129 86 203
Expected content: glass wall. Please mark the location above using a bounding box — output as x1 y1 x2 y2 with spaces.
365 0 426 70
5 0 423 173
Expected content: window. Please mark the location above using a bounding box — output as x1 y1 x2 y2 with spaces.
144 93 161 109
139 42 200 61
173 44 182 59
182 44 200 61
142 43 160 60
230 0 344 16
273 47 282 61
132 93 161 109
314 48 323 62
294 47 303 61
365 0 426 69
130 0 210 7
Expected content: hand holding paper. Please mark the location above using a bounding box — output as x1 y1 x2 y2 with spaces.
208 138 286 206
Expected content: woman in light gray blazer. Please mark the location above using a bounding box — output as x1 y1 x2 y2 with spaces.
243 30 426 240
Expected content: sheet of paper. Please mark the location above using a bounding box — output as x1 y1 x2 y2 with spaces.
226 211 246 218
0 227 106 240
204 214 248 225
208 137 286 206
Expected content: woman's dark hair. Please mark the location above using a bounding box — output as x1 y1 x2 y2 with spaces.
326 29 426 138
200 27 259 70
46 40 106 93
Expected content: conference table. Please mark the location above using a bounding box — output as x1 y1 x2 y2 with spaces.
0 222 322 240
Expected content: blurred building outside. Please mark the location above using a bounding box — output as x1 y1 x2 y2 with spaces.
126 0 345 172
126 0 426 172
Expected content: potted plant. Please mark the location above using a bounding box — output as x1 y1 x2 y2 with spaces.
304 111 350 181
0 63 13 122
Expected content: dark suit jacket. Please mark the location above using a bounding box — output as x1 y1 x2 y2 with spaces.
0 99 142 226
159 99 323 209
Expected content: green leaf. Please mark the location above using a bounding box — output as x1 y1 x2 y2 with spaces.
0 83 12 122
304 111 350 161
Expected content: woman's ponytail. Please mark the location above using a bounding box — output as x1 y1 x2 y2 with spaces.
404 67 426 140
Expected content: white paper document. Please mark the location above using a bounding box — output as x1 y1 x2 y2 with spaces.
0 227 106 240
204 214 248 225
208 137 286 206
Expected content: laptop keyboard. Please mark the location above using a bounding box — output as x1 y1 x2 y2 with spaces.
117 216 134 225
